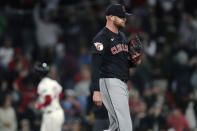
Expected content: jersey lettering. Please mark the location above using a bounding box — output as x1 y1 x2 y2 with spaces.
111 44 128 55
111 46 118 55
116 44 122 53
124 44 128 52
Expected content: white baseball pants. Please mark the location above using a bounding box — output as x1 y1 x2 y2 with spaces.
41 108 64 131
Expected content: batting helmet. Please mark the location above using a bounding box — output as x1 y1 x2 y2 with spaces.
34 62 50 76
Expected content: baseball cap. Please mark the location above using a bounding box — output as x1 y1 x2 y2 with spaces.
105 4 132 18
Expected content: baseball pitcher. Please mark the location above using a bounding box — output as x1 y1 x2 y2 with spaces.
91 4 142 131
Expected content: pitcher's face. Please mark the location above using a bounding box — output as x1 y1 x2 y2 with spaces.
113 16 126 28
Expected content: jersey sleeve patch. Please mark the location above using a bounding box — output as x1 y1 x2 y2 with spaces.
94 42 104 51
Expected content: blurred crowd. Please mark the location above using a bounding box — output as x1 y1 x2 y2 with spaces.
0 0 197 131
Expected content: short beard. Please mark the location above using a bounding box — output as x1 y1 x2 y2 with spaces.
114 21 125 29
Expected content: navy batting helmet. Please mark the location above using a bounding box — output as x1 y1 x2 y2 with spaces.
34 62 50 76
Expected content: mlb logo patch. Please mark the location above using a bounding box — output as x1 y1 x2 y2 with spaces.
94 42 104 51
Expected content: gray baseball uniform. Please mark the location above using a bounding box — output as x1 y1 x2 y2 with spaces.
91 26 133 131
100 78 132 131
91 4 136 131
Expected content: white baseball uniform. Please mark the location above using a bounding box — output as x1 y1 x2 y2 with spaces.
37 77 64 131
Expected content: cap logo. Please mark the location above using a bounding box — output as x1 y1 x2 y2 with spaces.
122 5 126 12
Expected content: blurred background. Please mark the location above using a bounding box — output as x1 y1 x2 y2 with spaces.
0 0 197 131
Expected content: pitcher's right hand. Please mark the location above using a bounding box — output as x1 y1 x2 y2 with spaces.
93 91 102 106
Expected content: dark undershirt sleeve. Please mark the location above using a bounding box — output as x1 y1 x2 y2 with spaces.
91 54 103 91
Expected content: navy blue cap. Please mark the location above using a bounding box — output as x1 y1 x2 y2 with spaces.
105 4 132 18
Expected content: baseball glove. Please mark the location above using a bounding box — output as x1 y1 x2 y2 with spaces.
128 36 143 65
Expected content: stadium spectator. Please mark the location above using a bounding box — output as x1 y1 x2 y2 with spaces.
0 38 14 69
0 93 17 131
167 108 190 131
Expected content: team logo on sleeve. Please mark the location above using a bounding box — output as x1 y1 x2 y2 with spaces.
94 42 103 51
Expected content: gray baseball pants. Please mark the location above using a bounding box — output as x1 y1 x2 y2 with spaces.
100 78 133 131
